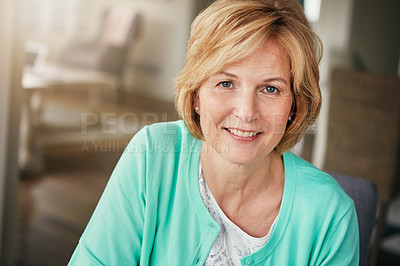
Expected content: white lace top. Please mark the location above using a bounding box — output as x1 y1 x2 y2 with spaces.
199 163 276 265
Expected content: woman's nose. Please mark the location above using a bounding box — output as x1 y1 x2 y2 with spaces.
233 92 260 123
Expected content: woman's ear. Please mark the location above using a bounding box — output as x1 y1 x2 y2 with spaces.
287 97 296 126
290 97 296 118
194 94 200 114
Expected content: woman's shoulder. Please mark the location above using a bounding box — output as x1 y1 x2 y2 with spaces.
128 120 195 147
121 120 202 169
283 151 354 211
115 120 200 191
279 153 358 266
137 120 191 139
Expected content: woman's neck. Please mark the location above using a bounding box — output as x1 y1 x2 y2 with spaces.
200 143 284 210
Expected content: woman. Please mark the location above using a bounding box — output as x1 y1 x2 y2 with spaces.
69 0 359 265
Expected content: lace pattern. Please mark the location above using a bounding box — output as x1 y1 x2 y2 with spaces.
199 163 275 265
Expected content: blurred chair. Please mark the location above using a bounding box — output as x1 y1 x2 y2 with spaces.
330 173 378 266
323 68 400 265
59 5 142 93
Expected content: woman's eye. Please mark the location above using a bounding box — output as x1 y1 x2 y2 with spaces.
264 85 278 93
219 81 233 88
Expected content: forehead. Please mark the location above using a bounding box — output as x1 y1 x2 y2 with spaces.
216 40 290 78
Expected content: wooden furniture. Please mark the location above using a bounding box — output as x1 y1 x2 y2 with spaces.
19 5 142 173
20 63 116 173
323 68 400 265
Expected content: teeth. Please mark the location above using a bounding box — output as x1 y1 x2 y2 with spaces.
228 128 258 138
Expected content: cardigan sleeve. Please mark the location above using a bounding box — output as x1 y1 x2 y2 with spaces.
68 127 149 266
318 202 360 266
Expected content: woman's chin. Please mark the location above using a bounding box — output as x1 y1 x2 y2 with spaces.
220 150 265 167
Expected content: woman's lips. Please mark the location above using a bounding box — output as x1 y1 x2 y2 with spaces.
224 128 262 139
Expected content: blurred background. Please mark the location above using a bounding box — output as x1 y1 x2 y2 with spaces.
0 0 399 265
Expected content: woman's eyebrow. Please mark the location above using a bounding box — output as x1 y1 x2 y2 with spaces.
214 70 289 86
214 71 238 78
263 77 288 85
217 71 288 85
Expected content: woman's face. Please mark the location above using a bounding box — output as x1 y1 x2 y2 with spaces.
195 39 292 166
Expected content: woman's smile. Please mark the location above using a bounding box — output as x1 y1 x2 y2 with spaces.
223 128 263 145
224 128 262 138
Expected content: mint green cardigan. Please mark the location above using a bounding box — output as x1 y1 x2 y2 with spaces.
69 121 359 265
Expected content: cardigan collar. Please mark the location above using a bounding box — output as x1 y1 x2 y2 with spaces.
185 134 297 264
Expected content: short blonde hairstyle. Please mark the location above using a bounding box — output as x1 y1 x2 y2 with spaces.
175 0 322 154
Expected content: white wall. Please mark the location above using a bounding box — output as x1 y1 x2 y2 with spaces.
124 0 195 102
311 0 355 167
0 0 23 264
312 0 355 87
348 0 400 75
20 0 100 60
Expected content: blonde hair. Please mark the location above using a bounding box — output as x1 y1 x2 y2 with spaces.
174 0 322 154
